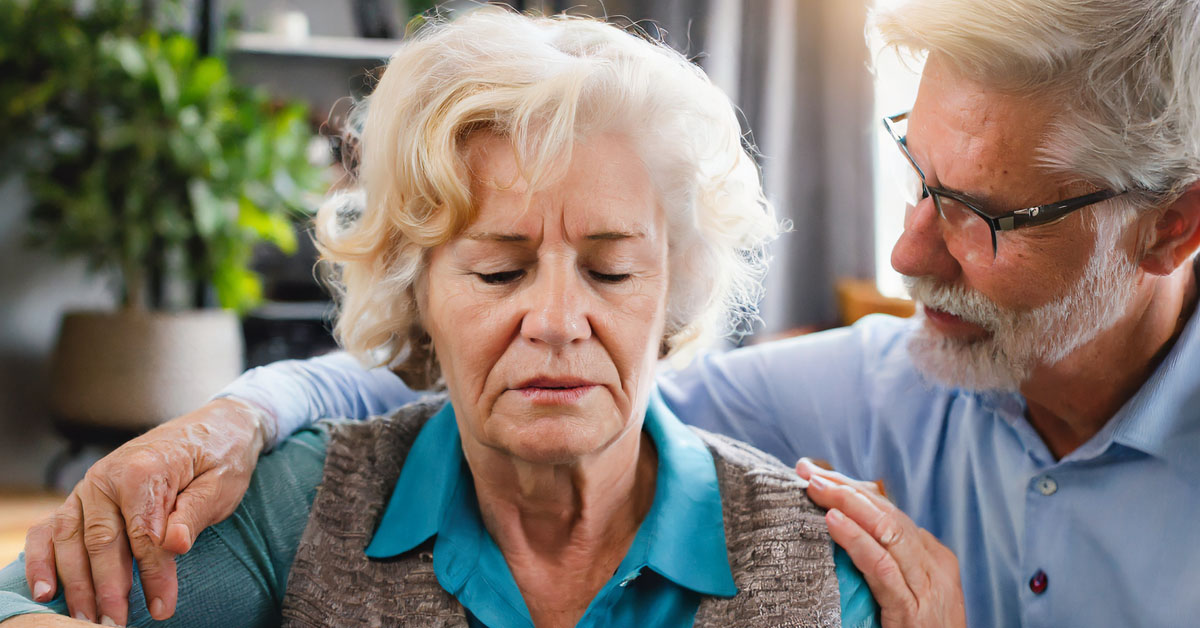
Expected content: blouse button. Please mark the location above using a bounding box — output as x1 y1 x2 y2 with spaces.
1036 476 1058 496
1029 569 1048 595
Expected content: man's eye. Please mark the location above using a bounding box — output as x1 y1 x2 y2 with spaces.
476 270 525 284
589 271 631 283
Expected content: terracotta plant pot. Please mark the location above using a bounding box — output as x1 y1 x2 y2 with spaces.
50 309 243 431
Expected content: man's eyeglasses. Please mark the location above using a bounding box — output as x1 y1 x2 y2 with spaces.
883 111 1124 265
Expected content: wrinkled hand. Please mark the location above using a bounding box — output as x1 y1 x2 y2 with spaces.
23 398 273 625
796 459 966 628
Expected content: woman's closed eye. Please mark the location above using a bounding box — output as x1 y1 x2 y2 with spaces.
475 269 632 285
589 271 632 283
476 269 526 285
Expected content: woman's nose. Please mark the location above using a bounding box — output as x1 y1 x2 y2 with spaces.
890 198 961 283
519 262 591 347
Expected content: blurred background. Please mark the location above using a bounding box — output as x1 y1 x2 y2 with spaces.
0 0 922 556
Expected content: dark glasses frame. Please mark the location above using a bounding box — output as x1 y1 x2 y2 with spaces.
883 110 1124 257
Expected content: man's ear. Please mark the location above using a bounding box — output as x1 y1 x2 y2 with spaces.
1139 181 1200 276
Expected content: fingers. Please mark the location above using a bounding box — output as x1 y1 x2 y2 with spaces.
162 522 194 556
161 470 234 555
109 471 180 621
77 482 133 627
160 491 206 556
805 471 935 600
796 459 966 627
796 458 888 499
29 398 269 625
161 489 205 556
825 508 917 619
23 517 57 603
51 493 97 623
126 510 180 621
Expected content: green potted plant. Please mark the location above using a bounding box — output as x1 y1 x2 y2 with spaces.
0 0 327 430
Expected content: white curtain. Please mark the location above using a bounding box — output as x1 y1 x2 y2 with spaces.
647 0 877 332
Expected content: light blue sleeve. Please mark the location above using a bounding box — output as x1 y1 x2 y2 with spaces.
218 351 421 448
0 428 330 627
835 545 882 628
656 315 916 482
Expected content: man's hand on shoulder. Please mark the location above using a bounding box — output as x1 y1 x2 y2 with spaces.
22 397 273 626
796 459 966 628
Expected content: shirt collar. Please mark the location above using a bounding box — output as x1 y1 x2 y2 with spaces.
956 260 1200 474
364 391 737 597
1108 274 1200 476
364 401 462 557
639 389 738 596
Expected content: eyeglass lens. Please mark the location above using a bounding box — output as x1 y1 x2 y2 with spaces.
888 115 997 266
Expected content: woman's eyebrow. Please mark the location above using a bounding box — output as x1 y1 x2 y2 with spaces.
586 230 645 241
463 232 528 242
462 230 646 242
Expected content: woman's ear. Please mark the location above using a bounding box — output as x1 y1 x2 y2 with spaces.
1139 182 1200 276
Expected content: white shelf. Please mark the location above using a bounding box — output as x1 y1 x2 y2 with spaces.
231 32 402 61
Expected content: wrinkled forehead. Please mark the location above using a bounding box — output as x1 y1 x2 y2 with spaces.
460 131 663 240
908 55 1060 182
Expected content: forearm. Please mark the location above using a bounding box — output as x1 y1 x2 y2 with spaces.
1 614 83 627
218 351 421 448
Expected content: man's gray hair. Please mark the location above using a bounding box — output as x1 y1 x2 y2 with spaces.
875 0 1200 207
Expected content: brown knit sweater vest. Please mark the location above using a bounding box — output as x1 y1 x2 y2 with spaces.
281 397 842 627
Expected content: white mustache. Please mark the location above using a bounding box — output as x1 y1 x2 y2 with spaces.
903 275 1007 332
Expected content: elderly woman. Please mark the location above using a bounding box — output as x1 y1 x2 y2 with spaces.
0 8 877 628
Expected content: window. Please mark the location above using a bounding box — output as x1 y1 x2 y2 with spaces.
871 0 924 298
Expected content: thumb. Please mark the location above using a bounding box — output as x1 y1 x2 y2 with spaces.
161 521 194 556
160 474 240 554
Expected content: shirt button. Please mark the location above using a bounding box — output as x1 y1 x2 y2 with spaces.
1036 476 1058 496
1029 569 1048 595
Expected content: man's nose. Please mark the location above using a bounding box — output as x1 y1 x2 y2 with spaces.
891 198 961 282
519 260 591 347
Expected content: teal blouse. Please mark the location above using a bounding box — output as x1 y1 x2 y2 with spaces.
0 393 879 626
366 395 738 626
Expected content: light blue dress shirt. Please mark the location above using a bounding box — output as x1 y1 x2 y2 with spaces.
222 301 1200 628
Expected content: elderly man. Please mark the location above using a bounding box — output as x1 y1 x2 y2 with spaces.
17 0 1200 626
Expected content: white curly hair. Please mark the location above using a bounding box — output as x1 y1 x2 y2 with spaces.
316 6 779 387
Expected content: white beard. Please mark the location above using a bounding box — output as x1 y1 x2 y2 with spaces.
904 234 1139 391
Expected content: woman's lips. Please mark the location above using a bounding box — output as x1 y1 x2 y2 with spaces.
922 306 989 339
516 385 597 405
